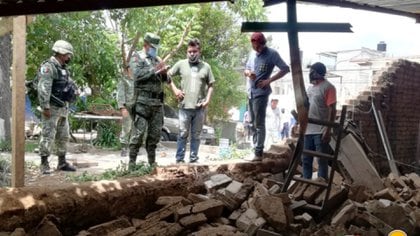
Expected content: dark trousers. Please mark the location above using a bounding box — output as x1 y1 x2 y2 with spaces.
250 95 268 155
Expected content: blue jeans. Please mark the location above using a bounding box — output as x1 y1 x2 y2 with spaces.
250 95 268 156
302 134 330 179
176 108 205 162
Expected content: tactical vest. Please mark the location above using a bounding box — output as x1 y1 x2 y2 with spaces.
133 52 165 103
46 60 77 106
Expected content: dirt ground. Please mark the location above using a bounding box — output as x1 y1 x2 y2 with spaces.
18 141 250 188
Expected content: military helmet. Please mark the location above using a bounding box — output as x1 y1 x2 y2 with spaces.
52 40 74 55
144 33 160 48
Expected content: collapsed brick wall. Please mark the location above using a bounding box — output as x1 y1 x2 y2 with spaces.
347 59 420 175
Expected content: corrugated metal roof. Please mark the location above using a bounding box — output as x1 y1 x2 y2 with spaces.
0 0 419 21
264 0 420 22
349 0 420 14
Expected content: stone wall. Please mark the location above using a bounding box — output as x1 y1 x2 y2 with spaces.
346 59 420 175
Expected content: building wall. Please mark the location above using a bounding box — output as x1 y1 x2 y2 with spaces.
347 59 420 175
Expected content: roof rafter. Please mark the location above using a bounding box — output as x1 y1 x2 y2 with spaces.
0 0 227 17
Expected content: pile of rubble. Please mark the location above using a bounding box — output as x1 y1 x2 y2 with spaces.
16 168 419 236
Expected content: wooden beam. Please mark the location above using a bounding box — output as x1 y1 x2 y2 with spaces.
287 0 308 136
241 22 353 33
0 17 13 37
0 0 228 17
11 15 26 187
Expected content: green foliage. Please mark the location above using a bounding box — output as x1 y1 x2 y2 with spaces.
27 12 120 107
66 161 154 182
0 140 11 152
0 140 38 152
92 120 120 148
0 155 38 187
227 0 267 21
27 1 267 122
0 155 11 187
229 144 252 159
25 140 39 153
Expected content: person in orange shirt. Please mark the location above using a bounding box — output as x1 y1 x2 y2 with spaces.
302 62 337 180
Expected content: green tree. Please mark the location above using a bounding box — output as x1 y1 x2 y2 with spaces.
109 1 266 121
26 0 267 120
27 12 120 108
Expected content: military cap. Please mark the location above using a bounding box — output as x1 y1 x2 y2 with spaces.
144 32 160 48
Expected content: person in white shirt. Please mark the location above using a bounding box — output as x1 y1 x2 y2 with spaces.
265 97 281 150
279 108 291 140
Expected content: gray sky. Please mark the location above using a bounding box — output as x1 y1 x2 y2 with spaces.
264 3 420 64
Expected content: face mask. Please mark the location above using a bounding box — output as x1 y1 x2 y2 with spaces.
188 54 200 64
309 70 319 82
148 47 158 58
64 58 71 65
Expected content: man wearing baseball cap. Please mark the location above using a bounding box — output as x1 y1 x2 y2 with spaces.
244 32 290 161
302 62 336 180
127 32 171 168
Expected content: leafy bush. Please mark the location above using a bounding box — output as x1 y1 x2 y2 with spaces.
0 140 11 152
66 161 154 182
0 155 11 187
92 120 120 148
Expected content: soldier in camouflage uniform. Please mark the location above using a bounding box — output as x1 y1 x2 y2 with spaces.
38 40 77 174
128 33 171 167
116 65 134 157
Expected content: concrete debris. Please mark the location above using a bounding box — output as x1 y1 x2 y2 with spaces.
10 168 419 236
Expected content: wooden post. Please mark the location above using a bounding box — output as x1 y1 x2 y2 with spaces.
417 122 420 166
11 16 26 187
241 3 351 136
286 0 308 136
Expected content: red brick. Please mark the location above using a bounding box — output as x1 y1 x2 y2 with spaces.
254 196 287 231
179 213 207 228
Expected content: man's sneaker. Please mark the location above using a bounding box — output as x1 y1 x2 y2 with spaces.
57 162 76 171
40 164 51 175
189 157 199 163
176 159 185 164
244 153 263 162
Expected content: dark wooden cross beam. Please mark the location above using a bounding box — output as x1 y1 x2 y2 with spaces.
241 0 352 135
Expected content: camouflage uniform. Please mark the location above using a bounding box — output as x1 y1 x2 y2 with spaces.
38 53 76 174
128 33 170 166
116 73 134 156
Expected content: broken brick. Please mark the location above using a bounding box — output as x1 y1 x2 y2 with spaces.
236 208 259 231
155 196 191 206
226 181 243 197
191 199 224 220
179 213 207 228
254 195 287 232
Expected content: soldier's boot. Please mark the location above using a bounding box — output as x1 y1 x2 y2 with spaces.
147 151 156 166
57 156 76 171
40 156 51 175
120 144 128 157
128 154 137 171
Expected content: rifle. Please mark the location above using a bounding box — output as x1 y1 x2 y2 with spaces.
50 94 66 107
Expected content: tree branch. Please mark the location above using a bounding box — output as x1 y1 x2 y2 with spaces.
161 15 196 63
126 31 141 64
